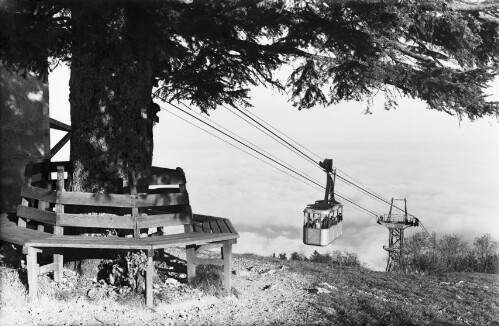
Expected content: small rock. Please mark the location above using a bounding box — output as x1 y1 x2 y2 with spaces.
260 269 276 276
262 284 272 290
234 269 251 277
165 278 181 287
313 282 337 294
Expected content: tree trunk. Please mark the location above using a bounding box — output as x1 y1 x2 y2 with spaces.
69 5 157 194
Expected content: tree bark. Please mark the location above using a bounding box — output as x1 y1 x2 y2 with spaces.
69 5 158 193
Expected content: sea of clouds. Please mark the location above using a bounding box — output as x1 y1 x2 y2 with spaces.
49 67 499 271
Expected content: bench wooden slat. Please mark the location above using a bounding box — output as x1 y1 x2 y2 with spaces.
137 167 186 186
134 193 189 208
224 219 237 234
136 213 191 228
216 219 230 234
23 232 238 250
0 224 53 247
20 185 57 203
30 161 70 175
193 222 203 232
150 233 239 249
193 214 220 223
57 192 132 207
57 213 136 229
202 222 212 233
17 205 57 225
209 221 221 233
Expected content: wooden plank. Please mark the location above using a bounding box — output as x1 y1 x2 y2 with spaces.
224 219 238 235
146 249 154 307
17 206 57 225
56 192 132 207
216 219 230 234
50 118 71 132
193 222 203 232
133 193 189 208
192 214 220 223
209 221 221 233
48 161 71 173
196 242 224 251
57 213 136 229
223 242 232 294
129 171 140 239
186 246 196 283
38 262 57 275
136 213 191 228
53 254 63 282
26 247 39 300
201 222 212 234
20 185 57 203
150 233 239 249
146 187 181 195
26 237 153 250
50 133 71 159
0 222 52 246
194 258 224 266
137 167 186 186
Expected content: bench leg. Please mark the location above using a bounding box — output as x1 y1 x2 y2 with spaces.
222 242 232 295
53 253 64 282
25 247 39 300
145 249 154 308
186 245 196 283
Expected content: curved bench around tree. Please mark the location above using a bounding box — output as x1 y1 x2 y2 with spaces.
0 160 238 307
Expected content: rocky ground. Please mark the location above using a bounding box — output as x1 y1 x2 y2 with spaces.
0 244 498 326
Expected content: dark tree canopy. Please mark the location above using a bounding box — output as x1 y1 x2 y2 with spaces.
2 0 499 118
1 0 498 191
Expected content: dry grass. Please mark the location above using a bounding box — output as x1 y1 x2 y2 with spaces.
190 265 224 297
1 244 498 325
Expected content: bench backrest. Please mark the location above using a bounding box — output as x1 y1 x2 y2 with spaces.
17 160 193 237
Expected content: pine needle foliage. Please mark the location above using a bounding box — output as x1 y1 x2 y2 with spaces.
1 0 498 119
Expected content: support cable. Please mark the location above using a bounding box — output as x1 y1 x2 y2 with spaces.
179 103 320 184
160 106 324 193
165 102 325 189
162 103 378 220
162 101 426 228
230 106 320 167
224 105 320 170
239 106 324 161
228 105 429 232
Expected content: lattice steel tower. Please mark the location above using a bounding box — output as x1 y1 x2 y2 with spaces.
377 198 419 273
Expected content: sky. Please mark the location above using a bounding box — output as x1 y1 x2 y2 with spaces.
49 66 499 271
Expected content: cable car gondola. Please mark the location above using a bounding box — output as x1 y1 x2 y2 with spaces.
303 159 343 246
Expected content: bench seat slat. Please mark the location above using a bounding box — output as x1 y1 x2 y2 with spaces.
149 233 239 249
23 232 238 250
137 213 191 228
202 222 212 233
192 214 220 223
0 220 53 246
216 219 230 234
209 221 221 233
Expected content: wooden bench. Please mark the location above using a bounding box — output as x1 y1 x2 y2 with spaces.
0 160 238 307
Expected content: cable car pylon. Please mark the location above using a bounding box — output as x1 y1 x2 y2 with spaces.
377 198 419 273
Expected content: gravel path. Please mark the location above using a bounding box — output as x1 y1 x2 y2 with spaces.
0 247 331 326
